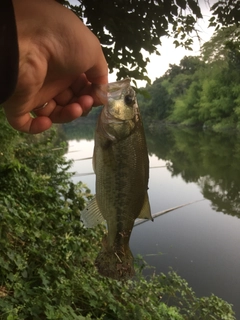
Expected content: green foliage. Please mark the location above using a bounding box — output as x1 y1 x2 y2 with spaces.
201 26 240 64
0 118 235 319
210 0 240 28
138 55 205 125
56 0 204 82
137 25 240 130
157 271 235 320
53 1 240 82
138 78 173 122
0 109 20 165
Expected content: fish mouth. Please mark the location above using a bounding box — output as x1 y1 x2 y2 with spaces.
94 78 132 106
108 78 132 101
107 78 131 92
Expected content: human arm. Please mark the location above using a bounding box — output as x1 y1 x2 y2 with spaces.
1 0 108 134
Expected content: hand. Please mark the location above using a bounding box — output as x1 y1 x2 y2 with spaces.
2 0 108 134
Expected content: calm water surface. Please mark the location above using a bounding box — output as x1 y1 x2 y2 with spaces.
64 121 240 317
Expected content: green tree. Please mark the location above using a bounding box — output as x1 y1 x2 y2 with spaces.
54 0 240 82
198 26 240 129
160 56 205 124
210 0 240 28
139 78 173 121
140 25 240 129
201 26 240 64
57 0 204 82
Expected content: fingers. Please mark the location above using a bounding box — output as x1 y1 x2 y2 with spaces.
85 48 108 87
6 112 52 134
53 87 74 106
70 74 91 96
36 96 93 121
69 74 106 106
5 95 93 134
4 70 105 133
4 78 99 134
6 0 108 134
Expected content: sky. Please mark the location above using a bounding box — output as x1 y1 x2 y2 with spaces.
70 0 217 86
108 0 217 86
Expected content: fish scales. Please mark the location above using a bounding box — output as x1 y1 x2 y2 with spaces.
81 78 152 280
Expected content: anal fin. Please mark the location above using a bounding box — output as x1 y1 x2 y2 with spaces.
138 192 153 221
81 195 105 228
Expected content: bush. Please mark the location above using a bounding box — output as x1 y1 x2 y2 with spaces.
0 123 235 319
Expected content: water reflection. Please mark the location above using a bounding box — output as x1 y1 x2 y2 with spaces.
145 125 240 218
64 120 240 219
63 119 240 317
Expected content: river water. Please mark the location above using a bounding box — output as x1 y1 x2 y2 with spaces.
64 120 240 318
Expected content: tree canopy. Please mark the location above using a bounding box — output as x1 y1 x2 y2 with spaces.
137 24 240 130
57 0 240 82
209 0 240 29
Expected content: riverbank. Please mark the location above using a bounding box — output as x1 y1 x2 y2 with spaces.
0 112 236 319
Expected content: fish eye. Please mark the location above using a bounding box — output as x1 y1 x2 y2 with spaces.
124 94 134 106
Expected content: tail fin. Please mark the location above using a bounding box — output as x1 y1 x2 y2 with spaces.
95 236 135 281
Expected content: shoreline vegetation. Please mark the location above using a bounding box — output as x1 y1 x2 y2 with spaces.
0 109 236 319
136 26 240 132
70 24 240 134
1 3 239 318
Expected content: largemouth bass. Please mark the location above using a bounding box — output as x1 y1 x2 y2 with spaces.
81 78 152 280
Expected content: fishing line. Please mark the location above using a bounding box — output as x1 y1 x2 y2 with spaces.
73 166 167 177
134 199 205 227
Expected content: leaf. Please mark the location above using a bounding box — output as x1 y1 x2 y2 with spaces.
176 0 187 10
173 40 180 47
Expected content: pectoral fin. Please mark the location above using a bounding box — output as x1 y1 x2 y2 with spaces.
138 193 153 221
81 196 105 228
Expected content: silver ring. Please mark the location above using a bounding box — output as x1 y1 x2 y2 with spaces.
33 102 48 111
